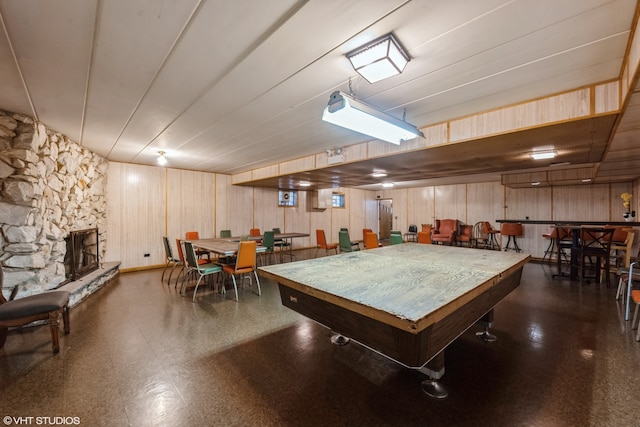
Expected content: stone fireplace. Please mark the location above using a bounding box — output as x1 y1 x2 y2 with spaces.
64 228 100 282
0 108 109 300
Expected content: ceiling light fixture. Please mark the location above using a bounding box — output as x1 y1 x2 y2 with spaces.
382 182 394 188
530 150 556 160
346 33 410 83
322 91 424 145
298 181 311 187
372 171 387 177
157 151 167 166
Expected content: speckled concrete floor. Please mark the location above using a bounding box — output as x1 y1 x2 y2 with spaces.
1 250 639 427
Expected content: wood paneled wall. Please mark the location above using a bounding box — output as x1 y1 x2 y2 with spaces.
105 161 639 270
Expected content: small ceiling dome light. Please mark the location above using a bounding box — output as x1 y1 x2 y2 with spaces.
530 150 556 160
157 151 167 166
346 33 410 84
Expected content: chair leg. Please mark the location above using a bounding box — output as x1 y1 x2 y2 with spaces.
617 276 625 300
231 275 239 301
48 310 61 353
632 303 639 330
254 271 261 296
62 305 70 335
0 326 7 349
192 275 204 302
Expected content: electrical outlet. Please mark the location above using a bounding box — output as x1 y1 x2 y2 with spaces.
144 253 150 257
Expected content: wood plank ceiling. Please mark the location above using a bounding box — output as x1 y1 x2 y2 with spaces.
0 0 638 189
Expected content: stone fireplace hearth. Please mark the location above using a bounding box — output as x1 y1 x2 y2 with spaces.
0 108 112 302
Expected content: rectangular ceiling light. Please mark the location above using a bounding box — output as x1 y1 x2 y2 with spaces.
530 151 557 160
346 33 410 83
322 91 424 145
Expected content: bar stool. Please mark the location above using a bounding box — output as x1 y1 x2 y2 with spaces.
542 228 564 263
501 223 523 253
482 222 501 250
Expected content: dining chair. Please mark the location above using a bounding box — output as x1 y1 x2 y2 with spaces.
481 222 501 250
272 227 291 260
175 238 208 289
609 227 635 272
417 231 431 244
363 232 380 249
390 233 403 245
183 241 223 302
578 227 615 287
339 230 360 252
340 228 360 249
185 231 210 260
456 225 473 247
222 241 260 301
249 228 262 245
260 230 276 265
404 224 418 242
220 229 232 238
315 229 338 257
162 236 181 283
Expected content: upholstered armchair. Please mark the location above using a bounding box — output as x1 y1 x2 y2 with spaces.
431 219 458 245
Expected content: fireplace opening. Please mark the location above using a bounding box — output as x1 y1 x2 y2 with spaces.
64 228 99 281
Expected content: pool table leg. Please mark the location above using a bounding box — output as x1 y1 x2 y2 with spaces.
330 332 350 346
419 352 448 399
475 310 497 342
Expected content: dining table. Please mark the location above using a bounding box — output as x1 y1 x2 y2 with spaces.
248 232 310 262
189 238 268 258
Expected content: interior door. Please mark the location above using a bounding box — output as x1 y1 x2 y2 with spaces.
378 199 393 240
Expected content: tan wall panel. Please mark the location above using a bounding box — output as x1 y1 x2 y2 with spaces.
331 193 350 242
252 165 279 180
407 187 436 228
622 65 629 102
105 162 166 270
348 189 369 241
216 174 254 237
450 89 590 142
628 18 640 89
280 156 315 174
505 187 552 255
231 171 252 184
167 168 215 243
253 187 278 235
434 184 467 223
283 190 312 248
594 81 620 114
309 196 334 250
552 184 610 221
467 182 504 228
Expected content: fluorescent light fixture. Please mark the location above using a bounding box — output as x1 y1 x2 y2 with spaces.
322 91 424 145
346 33 410 83
382 182 394 188
530 151 556 160
372 171 387 177
531 181 541 186
581 178 592 183
298 181 311 187
157 151 167 166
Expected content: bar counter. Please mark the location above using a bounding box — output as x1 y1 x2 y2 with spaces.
496 219 640 227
